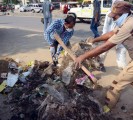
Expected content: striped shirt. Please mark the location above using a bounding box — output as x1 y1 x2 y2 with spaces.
44 19 74 52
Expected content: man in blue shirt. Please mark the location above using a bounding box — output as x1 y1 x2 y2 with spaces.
43 0 53 31
90 0 101 38
44 15 76 64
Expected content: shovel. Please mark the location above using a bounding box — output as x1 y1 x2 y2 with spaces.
54 33 98 85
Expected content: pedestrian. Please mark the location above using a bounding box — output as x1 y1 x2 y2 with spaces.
44 15 76 65
42 0 53 32
90 0 101 38
99 0 127 70
74 1 133 112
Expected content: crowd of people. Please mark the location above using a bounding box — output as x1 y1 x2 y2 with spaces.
42 0 133 112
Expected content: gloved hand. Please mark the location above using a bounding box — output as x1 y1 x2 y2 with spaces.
50 46 55 57
54 53 59 61
52 53 59 65
56 45 63 55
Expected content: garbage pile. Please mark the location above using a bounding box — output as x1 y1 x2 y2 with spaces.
0 42 115 120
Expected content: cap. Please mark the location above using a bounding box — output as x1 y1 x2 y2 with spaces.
108 1 132 18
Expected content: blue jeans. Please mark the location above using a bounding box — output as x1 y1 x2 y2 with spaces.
90 18 100 38
44 17 52 32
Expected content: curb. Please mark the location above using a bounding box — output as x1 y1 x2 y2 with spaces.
1 10 66 19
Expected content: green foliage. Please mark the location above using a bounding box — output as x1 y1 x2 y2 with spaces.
2 0 20 4
77 0 82 4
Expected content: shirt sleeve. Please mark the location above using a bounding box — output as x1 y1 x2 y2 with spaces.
108 17 133 45
102 11 113 34
62 30 74 45
44 19 61 45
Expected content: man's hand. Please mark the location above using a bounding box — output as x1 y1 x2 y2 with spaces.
74 55 85 69
50 46 55 57
86 37 95 46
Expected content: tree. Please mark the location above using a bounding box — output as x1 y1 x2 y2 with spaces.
3 0 20 4
77 0 82 3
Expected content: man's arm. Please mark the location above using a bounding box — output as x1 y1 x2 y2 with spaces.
82 41 115 59
42 3 45 13
75 41 116 68
57 31 74 54
89 31 115 44
45 19 61 46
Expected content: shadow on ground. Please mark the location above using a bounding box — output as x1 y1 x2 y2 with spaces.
0 27 49 57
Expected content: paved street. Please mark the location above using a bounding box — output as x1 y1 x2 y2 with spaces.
0 13 133 120
0 15 103 61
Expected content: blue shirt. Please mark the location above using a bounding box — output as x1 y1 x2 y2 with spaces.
43 0 52 18
44 19 74 53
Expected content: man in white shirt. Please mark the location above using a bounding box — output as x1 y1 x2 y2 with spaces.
100 0 127 70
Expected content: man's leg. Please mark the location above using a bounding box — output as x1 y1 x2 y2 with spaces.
116 44 127 69
105 61 133 109
94 23 100 38
44 18 47 32
90 18 96 38
48 17 52 26
90 19 100 38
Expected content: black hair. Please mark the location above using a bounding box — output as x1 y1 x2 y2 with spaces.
65 15 76 25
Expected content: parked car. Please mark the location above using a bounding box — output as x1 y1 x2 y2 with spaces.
20 5 31 12
0 4 14 12
31 4 43 13
6 4 15 11
29 3 42 13
63 2 79 14
0 4 7 12
52 2 60 10
68 0 111 25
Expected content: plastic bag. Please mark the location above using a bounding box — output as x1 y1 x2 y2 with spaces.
7 72 19 87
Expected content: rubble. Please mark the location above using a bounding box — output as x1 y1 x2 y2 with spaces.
0 41 116 120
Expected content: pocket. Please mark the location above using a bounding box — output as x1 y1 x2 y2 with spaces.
126 61 133 73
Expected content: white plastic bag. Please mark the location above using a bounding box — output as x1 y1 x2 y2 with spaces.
7 72 19 87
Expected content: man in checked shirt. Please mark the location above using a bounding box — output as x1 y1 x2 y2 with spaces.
44 15 76 64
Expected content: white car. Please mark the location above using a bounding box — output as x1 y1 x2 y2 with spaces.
29 3 43 13
19 5 31 12
68 0 111 25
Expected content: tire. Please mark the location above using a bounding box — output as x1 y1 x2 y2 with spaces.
78 18 84 22
39 9 42 13
32 9 35 13
100 16 105 26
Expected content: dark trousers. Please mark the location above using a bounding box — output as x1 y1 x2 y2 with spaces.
90 18 100 38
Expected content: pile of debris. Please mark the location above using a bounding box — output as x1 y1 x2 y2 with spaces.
0 42 115 120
